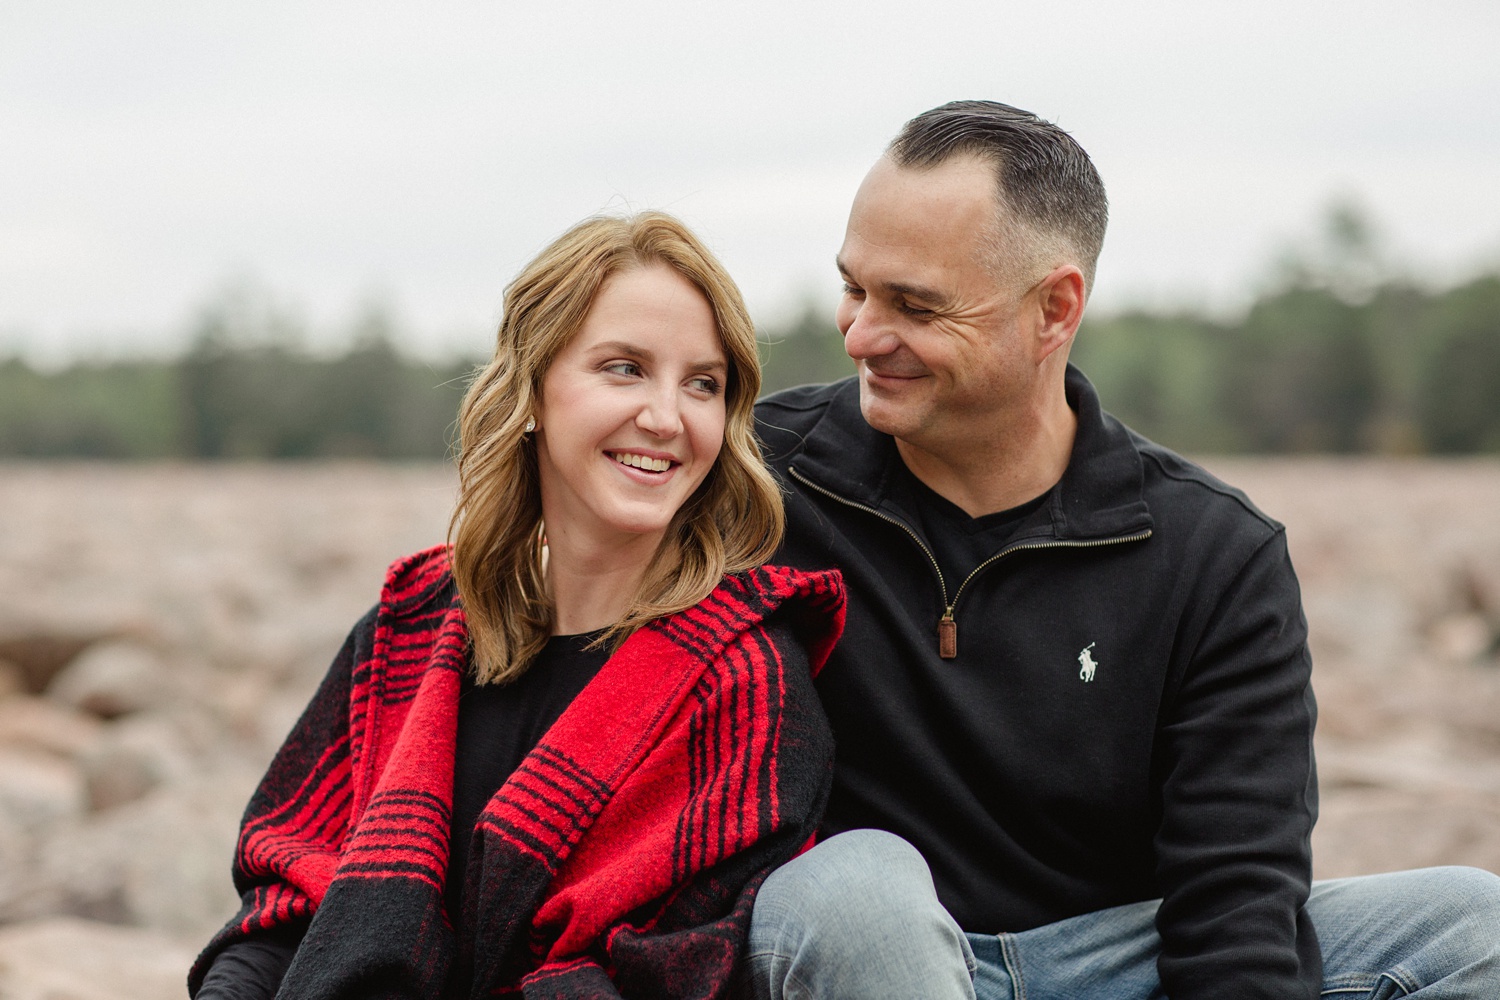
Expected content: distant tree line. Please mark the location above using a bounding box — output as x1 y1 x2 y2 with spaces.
1073 271 1500 454
0 298 475 460
3 212 1499 459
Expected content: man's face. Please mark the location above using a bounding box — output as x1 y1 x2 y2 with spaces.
836 155 1038 449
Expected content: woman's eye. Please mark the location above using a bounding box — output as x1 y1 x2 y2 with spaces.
687 376 722 395
604 361 642 377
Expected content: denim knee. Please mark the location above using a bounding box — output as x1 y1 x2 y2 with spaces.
744 829 975 1000
1424 867 1500 962
752 829 948 949
1313 865 1500 993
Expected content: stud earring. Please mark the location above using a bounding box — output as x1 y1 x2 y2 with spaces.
523 417 536 434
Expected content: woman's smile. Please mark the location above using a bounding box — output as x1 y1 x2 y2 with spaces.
609 450 678 475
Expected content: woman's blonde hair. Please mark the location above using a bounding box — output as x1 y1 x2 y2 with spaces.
449 211 784 684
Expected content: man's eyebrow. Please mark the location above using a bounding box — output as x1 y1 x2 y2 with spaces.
835 257 951 308
887 281 950 307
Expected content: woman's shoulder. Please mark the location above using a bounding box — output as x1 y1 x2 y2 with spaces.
704 565 846 672
328 547 457 669
379 545 457 618
725 564 844 606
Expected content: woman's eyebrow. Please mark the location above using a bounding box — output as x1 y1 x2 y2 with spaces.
589 339 650 359
590 341 727 374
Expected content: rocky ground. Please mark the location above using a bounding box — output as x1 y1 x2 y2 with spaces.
1 459 1498 999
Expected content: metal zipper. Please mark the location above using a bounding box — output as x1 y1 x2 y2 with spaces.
790 465 1153 660
790 465 952 604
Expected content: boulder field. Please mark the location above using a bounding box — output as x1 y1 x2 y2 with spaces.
1 459 1498 998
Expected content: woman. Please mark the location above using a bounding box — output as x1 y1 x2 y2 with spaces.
188 212 844 1000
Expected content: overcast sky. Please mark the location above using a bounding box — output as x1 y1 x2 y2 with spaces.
4 1 1499 362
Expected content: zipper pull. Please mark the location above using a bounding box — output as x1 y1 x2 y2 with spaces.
938 609 957 659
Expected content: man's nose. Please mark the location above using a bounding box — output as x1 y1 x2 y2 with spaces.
840 301 899 361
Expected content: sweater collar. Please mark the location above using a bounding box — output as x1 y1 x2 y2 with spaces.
788 364 1153 542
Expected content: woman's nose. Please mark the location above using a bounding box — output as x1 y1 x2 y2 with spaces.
636 387 684 438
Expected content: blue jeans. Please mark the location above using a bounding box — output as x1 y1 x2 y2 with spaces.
740 830 1500 999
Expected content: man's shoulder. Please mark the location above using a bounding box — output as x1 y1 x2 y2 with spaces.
1067 365 1281 551
756 379 852 419
1124 426 1285 540
755 378 861 461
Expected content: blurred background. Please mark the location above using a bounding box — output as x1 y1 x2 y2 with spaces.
2 2 1499 997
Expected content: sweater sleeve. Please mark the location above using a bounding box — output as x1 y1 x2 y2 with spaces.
1152 529 1320 1000
188 608 376 997
191 931 300 1000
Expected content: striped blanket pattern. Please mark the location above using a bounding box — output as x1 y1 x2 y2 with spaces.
190 546 844 999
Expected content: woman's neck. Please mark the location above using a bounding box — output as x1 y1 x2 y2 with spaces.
543 529 664 635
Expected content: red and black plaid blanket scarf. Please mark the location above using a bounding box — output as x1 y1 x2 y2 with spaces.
190 547 844 999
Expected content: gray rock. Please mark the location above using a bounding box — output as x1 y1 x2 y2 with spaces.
0 694 104 759
11 815 130 926
36 777 251 941
0 658 24 699
0 917 197 1000
0 633 101 695
78 712 197 812
47 640 171 719
0 811 38 925
118 784 247 940
0 747 86 831
0 750 89 927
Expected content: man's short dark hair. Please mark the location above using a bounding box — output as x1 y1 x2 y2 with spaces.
889 100 1108 291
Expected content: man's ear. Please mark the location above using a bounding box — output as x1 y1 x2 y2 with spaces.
1032 265 1087 362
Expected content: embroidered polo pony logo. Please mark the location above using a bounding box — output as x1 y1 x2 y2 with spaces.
1078 643 1098 683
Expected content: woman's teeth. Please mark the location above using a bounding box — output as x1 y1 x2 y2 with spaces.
613 452 672 473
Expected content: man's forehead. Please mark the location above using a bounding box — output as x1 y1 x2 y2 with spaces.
839 161 999 288
858 154 998 212
847 158 997 248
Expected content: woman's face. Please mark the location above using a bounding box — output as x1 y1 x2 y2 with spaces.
534 264 728 556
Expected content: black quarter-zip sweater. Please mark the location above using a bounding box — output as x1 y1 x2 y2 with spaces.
755 366 1320 1000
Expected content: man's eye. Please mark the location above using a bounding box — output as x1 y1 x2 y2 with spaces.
900 302 934 316
842 283 865 297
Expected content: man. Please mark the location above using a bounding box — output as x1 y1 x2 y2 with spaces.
743 101 1500 999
